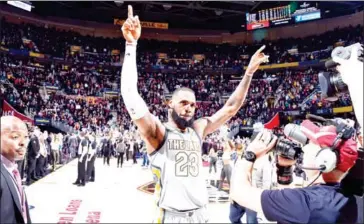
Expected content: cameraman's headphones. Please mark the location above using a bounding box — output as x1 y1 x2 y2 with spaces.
313 144 338 173
300 143 338 173
302 123 355 173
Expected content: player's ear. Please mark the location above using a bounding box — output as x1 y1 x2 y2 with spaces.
168 99 173 109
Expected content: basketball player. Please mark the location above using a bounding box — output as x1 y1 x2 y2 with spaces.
120 5 269 223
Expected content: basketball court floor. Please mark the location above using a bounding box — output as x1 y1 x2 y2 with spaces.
25 158 232 223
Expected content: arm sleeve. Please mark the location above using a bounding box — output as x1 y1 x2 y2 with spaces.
120 44 149 120
261 188 310 223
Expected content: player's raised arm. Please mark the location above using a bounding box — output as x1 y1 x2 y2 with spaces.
196 46 269 138
120 5 165 154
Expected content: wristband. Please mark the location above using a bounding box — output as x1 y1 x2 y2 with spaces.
126 41 137 47
245 72 254 77
243 151 257 163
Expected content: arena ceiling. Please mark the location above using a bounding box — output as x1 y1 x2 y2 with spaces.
13 1 364 31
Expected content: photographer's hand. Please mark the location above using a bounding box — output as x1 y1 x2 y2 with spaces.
333 44 363 134
333 44 363 86
231 129 277 213
246 129 278 158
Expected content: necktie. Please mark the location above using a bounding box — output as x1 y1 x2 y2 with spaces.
12 168 27 223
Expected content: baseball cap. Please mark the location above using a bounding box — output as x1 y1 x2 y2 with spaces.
300 119 359 172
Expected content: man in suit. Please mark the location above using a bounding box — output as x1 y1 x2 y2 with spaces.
124 137 131 161
102 133 112 166
132 138 141 164
86 133 96 182
1 116 32 223
73 129 89 187
16 155 26 181
26 127 40 184
43 131 52 171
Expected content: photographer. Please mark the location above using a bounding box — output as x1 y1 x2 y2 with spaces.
231 121 360 223
320 43 363 136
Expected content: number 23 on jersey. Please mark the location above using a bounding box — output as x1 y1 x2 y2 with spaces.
175 151 199 177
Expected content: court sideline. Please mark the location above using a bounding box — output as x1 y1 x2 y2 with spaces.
25 158 231 223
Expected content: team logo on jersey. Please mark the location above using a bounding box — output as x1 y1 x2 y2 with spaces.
167 139 200 152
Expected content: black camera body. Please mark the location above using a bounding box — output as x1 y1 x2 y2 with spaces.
319 43 363 101
276 138 303 160
274 138 303 185
318 71 348 101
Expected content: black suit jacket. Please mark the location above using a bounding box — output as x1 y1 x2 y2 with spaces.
102 139 112 156
0 162 31 224
27 136 40 159
133 142 141 154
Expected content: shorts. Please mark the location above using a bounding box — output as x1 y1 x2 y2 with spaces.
153 206 208 223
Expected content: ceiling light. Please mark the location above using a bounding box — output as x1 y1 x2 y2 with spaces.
163 4 172 10
215 10 223 16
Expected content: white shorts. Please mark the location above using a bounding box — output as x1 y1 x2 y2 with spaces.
153 206 208 223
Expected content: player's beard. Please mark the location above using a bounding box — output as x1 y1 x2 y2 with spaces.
171 109 194 130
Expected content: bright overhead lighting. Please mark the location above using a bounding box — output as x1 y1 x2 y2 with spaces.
7 1 32 12
163 4 172 10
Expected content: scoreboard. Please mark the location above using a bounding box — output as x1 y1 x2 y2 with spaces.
246 2 321 31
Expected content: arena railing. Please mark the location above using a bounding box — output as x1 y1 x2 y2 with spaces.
1 45 330 72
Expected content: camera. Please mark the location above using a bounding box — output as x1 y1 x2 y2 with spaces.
275 138 303 185
276 138 303 161
318 43 363 101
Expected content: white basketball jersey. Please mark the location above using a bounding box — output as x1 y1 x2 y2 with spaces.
149 124 208 211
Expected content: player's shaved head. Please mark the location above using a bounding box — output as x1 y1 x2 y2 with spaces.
1 116 28 133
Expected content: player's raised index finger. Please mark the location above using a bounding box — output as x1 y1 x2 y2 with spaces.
128 5 133 18
255 45 266 55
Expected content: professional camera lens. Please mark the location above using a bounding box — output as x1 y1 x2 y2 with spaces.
276 138 302 160
276 163 293 185
318 71 348 101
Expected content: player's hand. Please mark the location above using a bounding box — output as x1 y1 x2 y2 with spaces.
122 5 141 43
246 129 277 159
245 45 269 76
